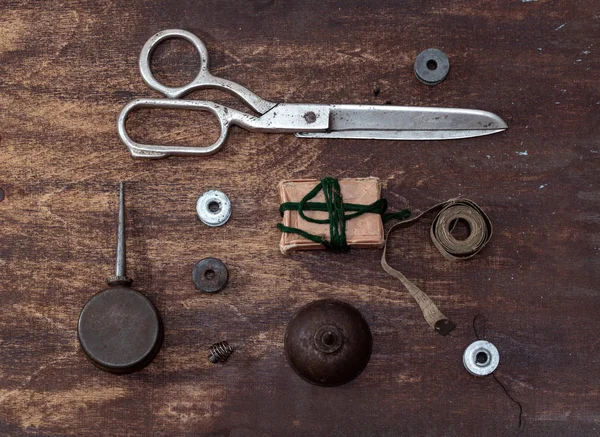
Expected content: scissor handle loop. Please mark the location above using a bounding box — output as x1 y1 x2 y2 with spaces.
139 29 210 100
117 99 231 158
138 29 276 113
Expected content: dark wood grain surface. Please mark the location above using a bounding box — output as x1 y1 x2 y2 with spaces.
0 1 598 436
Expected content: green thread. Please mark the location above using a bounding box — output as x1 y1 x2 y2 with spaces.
277 177 411 252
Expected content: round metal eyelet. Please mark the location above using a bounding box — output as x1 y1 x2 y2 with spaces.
463 340 499 376
196 190 231 227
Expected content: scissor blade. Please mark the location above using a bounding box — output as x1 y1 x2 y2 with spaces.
295 105 507 140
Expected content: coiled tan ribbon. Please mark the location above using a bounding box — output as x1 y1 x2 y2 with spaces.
381 199 492 335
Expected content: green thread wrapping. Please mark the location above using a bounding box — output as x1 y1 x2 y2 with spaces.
277 177 411 252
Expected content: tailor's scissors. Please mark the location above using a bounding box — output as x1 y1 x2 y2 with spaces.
118 29 507 159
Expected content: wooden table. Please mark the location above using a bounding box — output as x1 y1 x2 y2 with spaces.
1 1 598 435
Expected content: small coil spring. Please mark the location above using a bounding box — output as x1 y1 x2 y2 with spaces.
208 341 234 363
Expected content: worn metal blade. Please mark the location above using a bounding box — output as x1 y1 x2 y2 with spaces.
295 105 507 140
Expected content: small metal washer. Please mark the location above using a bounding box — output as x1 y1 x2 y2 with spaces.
463 340 499 376
196 190 231 227
193 258 229 293
414 48 450 85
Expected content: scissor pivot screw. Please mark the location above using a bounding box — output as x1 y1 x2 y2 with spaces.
304 111 317 124
197 190 231 227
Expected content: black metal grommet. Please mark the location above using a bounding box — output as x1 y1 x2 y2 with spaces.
193 258 229 293
414 48 450 85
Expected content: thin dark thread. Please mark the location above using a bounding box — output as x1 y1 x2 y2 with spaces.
492 373 524 429
472 315 523 430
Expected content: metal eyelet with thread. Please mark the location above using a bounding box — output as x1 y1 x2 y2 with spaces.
463 340 499 376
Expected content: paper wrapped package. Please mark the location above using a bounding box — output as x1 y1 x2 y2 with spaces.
278 177 385 255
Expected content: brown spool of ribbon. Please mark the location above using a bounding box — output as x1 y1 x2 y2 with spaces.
381 199 492 335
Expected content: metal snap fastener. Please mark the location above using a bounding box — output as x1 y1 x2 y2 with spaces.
414 48 450 85
196 190 231 227
193 258 229 293
463 340 499 376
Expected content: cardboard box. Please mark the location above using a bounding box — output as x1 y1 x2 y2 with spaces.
278 177 385 254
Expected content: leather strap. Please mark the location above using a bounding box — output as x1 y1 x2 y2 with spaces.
381 199 492 335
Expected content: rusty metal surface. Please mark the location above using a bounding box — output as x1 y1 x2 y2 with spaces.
78 286 163 374
284 299 372 387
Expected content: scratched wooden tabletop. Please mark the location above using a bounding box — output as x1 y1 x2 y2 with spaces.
0 1 598 436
